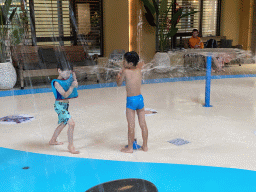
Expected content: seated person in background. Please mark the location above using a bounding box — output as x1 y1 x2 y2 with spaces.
189 29 204 49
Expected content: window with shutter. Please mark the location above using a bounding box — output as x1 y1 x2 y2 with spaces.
75 0 102 55
26 0 71 46
176 0 200 33
202 0 218 36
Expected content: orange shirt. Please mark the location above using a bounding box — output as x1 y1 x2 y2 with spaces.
189 36 204 49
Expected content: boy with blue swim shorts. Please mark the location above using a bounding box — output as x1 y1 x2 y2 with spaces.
116 51 148 153
49 62 79 154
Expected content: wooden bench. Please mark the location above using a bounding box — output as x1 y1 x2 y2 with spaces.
11 45 99 89
184 36 227 48
201 36 226 48
184 36 243 49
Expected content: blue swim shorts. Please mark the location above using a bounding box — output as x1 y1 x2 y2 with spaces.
54 101 71 125
126 95 144 110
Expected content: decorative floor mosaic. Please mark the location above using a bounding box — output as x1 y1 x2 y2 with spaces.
168 138 190 146
0 115 34 124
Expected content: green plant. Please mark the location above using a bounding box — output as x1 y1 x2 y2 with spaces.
141 0 198 52
0 0 25 63
91 11 100 28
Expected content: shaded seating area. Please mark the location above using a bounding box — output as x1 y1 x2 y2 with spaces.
182 48 244 71
184 36 235 49
11 45 99 89
182 35 244 71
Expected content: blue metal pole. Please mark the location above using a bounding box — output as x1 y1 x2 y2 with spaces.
204 56 213 107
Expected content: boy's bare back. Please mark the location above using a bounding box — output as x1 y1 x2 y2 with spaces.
123 68 142 97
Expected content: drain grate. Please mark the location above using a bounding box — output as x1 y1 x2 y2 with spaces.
168 138 190 146
22 167 30 170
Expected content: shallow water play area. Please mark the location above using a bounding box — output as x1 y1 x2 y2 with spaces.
2 63 256 191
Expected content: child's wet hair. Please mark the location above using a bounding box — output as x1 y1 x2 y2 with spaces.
57 61 73 71
124 51 139 66
192 29 199 33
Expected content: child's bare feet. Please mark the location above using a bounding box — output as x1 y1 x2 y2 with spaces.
68 145 80 154
49 140 64 145
121 147 133 153
141 146 148 152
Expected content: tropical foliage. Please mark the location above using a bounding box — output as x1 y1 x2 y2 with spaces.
141 0 198 52
0 0 25 62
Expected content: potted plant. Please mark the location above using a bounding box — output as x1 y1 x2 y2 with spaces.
0 0 25 89
141 0 198 67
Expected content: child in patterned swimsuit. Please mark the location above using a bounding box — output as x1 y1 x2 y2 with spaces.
116 51 148 153
49 62 79 154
